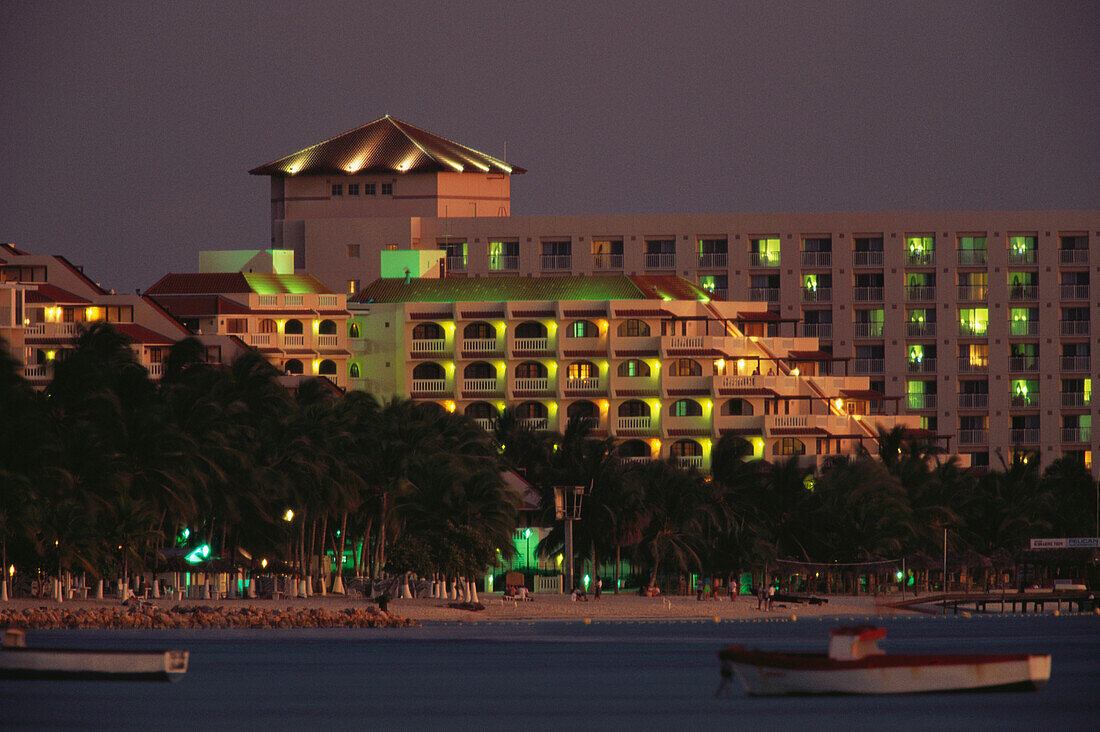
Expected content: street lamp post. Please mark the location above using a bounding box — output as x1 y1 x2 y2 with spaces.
554 486 585 593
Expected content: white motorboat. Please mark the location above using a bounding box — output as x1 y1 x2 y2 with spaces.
0 629 188 682
718 625 1050 696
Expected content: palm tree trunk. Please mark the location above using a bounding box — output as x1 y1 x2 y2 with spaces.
614 545 621 594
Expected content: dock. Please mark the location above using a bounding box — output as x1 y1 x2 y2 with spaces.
887 590 1095 615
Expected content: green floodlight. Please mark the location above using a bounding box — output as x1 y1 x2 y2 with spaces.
176 527 190 547
524 528 531 538
185 544 211 564
896 571 904 581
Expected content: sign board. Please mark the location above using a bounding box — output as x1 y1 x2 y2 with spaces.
1029 537 1100 549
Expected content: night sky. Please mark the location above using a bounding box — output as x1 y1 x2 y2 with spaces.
1 2 1097 294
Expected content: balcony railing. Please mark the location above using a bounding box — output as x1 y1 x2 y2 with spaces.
592 253 623 270
1061 391 1091 408
958 429 988 445
748 252 780 267
749 287 779 302
622 456 653 464
956 285 988 301
285 295 303 307
147 363 164 378
958 323 988 338
905 251 935 266
1009 357 1039 372
905 286 936 301
958 393 989 409
258 295 278 307
565 377 601 392
318 294 338 308
957 357 988 373
513 377 550 392
23 323 45 336
283 334 305 347
411 379 446 394
617 416 652 431
473 418 495 431
698 253 727 268
463 338 498 353
1060 356 1091 372
800 251 831 267
645 253 675 269
489 255 519 271
906 359 936 373
1061 427 1091 443
854 358 884 374
676 456 704 469
1010 393 1039 408
801 288 831 303
1010 429 1039 444
906 393 937 410
1008 249 1037 264
906 322 936 337
1009 321 1039 336
317 334 338 348
518 418 549 430
1060 321 1089 336
462 378 499 392
245 333 274 347
853 287 884 301
541 254 572 271
1060 284 1090 300
411 338 446 354
446 255 467 272
853 322 884 338
957 250 988 266
1059 249 1089 265
853 251 883 267
798 323 832 339
22 364 47 379
513 337 549 352
1008 285 1038 300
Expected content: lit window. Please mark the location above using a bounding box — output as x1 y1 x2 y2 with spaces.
347 280 359 295
670 399 702 417
568 320 598 338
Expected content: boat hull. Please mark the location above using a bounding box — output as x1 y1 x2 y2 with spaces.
0 648 189 682
720 650 1050 696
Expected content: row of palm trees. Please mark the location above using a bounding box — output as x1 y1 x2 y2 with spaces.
1 324 1095 596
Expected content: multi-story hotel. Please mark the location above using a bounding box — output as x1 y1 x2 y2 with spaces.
349 250 931 471
248 117 1097 472
0 243 245 384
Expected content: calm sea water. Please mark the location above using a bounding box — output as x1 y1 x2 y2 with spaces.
2 615 1097 730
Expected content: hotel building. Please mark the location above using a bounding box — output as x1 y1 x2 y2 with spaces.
253 117 1099 472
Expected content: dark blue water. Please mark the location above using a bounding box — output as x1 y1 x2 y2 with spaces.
2 615 1097 730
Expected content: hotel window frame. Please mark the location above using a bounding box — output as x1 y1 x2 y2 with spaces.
381 182 393 195
331 184 343 196
347 183 360 196
364 183 377 195
618 359 651 378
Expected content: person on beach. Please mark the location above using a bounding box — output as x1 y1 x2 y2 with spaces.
756 584 765 610
594 577 602 601
766 584 776 611
571 587 587 602
728 574 738 602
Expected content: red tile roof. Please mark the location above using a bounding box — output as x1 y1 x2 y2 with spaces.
25 284 90 304
113 323 176 346
249 116 524 177
151 295 251 317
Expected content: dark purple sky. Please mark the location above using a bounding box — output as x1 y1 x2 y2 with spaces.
2 2 1097 293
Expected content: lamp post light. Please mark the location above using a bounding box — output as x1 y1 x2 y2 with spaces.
523 528 532 570
553 486 586 593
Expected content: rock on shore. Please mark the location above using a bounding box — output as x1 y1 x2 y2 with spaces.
0 605 416 630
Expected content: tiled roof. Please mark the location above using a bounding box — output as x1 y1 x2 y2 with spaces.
145 273 332 296
151 295 251 317
25 284 90 304
113 323 177 346
249 116 525 177
351 275 711 305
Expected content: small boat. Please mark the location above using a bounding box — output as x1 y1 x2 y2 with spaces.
718 625 1050 696
0 629 189 682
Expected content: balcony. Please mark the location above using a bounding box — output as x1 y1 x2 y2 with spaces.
957 250 988 266
473 418 495 431
676 456 704 470
958 429 988 445
956 285 988 301
1061 427 1091 443
617 416 653 431
906 359 936 374
905 286 936 302
489 255 519 272
147 363 164 378
1009 321 1039 337
513 377 550 393
518 418 549 430
22 364 47 379
541 254 572 271
445 255 467 273
463 338 499 354
1008 285 1038 300
1060 321 1090 336
748 252 780 268
798 323 832 339
410 379 446 394
1010 393 1039 408
853 322 884 338
1061 391 1091 408
957 357 988 373
853 287 884 302
645 253 675 269
283 334 305 347
1060 284 1090 301
462 378 499 393
243 333 274 347
853 251 883 267
512 337 550 353
801 288 831 303
317 334 338 348
1009 357 1039 372
854 358 884 374
410 338 446 355
957 323 988 338
1010 429 1040 444
698 253 727 268
906 393 937 410
1059 249 1089 265
958 393 989 409
905 251 935 266
592 253 623 270
1060 356 1091 372
1008 249 1037 265
749 287 779 302
565 377 601 393
906 322 936 337
801 251 832 267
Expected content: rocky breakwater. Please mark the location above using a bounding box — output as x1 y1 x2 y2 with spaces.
0 605 417 630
